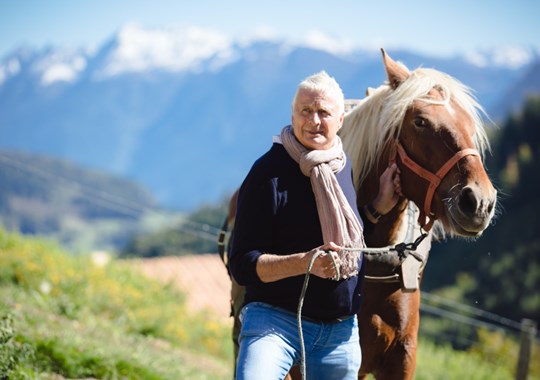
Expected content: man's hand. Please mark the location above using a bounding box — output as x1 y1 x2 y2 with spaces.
372 163 402 215
308 242 342 279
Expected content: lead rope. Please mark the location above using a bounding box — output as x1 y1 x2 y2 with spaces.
297 250 341 380
296 204 428 379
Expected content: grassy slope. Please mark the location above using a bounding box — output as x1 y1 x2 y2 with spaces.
0 228 529 379
0 228 233 379
415 338 515 380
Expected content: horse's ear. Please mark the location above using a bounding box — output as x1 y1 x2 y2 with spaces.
365 87 375 96
381 48 409 89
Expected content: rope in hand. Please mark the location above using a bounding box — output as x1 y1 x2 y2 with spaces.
295 214 428 379
297 249 341 380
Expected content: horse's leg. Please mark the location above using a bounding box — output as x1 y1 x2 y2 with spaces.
373 335 418 380
392 337 418 380
287 366 301 380
381 295 421 380
230 277 245 376
371 317 419 380
357 311 397 379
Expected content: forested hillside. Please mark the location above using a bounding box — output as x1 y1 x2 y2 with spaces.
424 95 540 323
120 200 229 257
0 151 172 252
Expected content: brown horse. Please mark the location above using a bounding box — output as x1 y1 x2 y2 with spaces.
340 49 497 379
220 49 497 379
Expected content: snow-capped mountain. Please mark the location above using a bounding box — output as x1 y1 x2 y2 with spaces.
463 46 537 69
0 25 538 210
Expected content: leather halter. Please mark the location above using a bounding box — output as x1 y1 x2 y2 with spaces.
389 141 480 231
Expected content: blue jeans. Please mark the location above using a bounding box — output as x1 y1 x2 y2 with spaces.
236 302 361 380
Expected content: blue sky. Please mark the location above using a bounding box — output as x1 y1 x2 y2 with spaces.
1 0 539 59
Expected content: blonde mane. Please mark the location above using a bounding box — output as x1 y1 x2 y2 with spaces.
340 66 491 191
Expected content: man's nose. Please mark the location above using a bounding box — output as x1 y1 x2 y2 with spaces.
309 111 321 124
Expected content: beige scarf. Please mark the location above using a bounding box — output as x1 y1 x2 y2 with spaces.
280 125 364 278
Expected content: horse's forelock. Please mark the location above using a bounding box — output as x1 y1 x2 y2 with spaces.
342 67 491 191
411 68 491 158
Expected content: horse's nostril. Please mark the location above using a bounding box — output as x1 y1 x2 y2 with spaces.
458 186 478 215
487 199 495 214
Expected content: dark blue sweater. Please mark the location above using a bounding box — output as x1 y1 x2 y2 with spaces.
229 141 365 320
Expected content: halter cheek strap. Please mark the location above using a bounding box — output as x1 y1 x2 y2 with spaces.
390 141 480 230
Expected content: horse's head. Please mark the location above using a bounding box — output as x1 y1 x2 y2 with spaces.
342 50 497 238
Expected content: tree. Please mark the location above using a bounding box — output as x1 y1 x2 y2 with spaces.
120 196 231 257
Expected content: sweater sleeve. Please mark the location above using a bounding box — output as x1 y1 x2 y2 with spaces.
228 169 276 286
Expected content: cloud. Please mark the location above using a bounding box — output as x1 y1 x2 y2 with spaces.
464 46 535 69
0 58 21 85
291 30 359 55
99 24 233 76
492 46 534 69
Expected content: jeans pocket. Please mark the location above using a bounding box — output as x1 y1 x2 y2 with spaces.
239 302 275 338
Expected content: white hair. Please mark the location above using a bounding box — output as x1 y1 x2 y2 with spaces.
292 71 345 113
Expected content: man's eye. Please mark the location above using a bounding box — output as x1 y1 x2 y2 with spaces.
319 110 330 117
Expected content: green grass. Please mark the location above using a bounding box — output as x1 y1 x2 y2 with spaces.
415 338 515 380
0 228 233 379
1 227 537 379
359 336 527 380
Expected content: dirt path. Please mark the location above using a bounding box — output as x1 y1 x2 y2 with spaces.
132 254 232 321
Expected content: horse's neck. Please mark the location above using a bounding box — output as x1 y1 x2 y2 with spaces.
358 148 409 247
365 197 409 247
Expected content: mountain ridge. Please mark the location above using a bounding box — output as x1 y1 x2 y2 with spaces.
1 25 539 210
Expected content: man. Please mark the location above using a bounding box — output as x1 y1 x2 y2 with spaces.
229 71 400 380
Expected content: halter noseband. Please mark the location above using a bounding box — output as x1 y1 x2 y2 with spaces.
390 141 480 231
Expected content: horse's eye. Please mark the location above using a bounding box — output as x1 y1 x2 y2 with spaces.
414 116 428 128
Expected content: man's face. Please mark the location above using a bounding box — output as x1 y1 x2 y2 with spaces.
291 88 344 151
